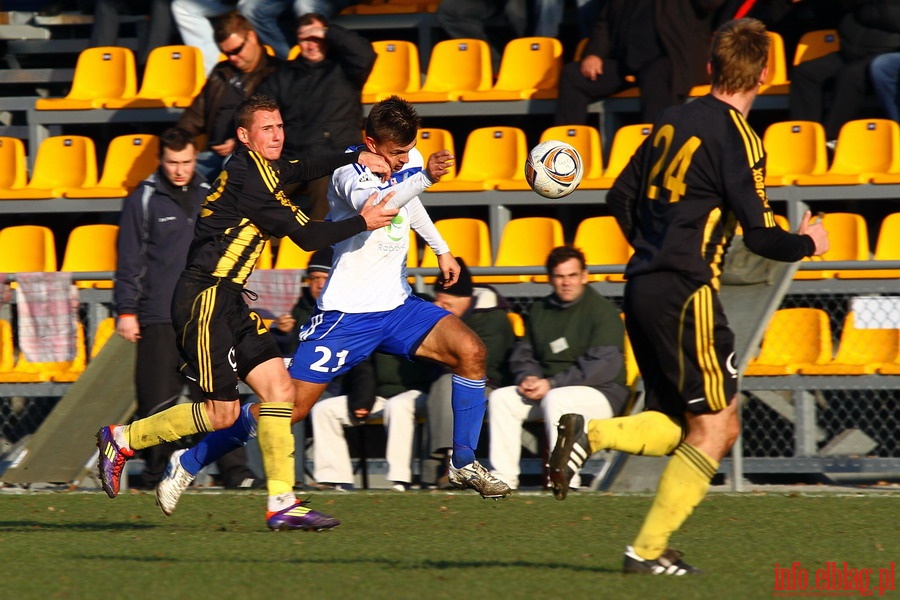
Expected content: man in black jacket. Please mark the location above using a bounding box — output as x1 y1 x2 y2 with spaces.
113 127 261 490
258 12 376 219
554 0 726 125
789 0 900 142
176 11 282 180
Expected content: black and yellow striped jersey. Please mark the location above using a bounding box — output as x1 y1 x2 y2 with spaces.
608 95 813 288
184 146 363 286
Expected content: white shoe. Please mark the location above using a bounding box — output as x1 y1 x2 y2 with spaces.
155 449 194 516
447 459 511 499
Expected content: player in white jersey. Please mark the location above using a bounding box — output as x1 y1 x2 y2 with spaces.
290 96 510 499
153 96 510 515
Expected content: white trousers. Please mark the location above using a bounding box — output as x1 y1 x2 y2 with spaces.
311 389 426 485
171 0 232 75
488 385 613 489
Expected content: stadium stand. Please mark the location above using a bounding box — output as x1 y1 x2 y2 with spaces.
60 224 118 289
102 45 204 109
273 237 313 270
0 134 97 199
64 133 158 198
458 36 562 101
429 126 527 192
762 120 828 186
798 312 898 375
794 119 900 185
477 216 563 284
399 38 492 102
360 40 421 103
33 46 137 110
744 307 833 376
572 216 631 283
794 213 869 280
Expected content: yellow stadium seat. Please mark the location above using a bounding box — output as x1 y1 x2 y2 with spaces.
361 40 421 103
541 124 603 180
0 322 87 383
573 216 632 282
795 213 869 280
507 311 525 337
104 45 204 108
496 124 604 191
589 124 653 188
34 46 137 110
355 0 420 14
0 136 27 193
0 225 57 274
762 121 828 186
0 319 14 374
799 312 898 375
60 224 119 289
65 134 159 198
795 119 900 185
476 217 564 284
573 37 588 62
274 236 313 270
400 38 492 102
837 212 900 279
458 37 562 101
0 135 98 200
256 239 273 270
415 128 457 182
430 126 528 191
420 218 492 282
744 308 833 376
287 45 301 60
793 29 839 65
90 317 117 359
623 327 639 389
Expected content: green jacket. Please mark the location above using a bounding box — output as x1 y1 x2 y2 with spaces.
512 286 629 415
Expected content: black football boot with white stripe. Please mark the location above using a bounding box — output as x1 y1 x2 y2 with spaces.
548 413 592 500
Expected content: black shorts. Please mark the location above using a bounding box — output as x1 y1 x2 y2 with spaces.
623 272 737 418
172 273 282 400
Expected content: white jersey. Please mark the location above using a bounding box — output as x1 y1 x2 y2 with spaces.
318 146 450 313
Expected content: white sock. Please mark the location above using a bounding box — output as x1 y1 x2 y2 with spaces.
267 492 296 513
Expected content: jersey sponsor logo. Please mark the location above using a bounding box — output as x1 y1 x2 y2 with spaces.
385 214 407 241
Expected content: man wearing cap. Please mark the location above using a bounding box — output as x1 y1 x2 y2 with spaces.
422 258 517 488
270 246 334 357
488 245 629 491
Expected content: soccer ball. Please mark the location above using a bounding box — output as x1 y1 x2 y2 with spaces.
525 140 584 199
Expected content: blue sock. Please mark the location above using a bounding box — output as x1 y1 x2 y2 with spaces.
450 374 486 468
179 403 258 476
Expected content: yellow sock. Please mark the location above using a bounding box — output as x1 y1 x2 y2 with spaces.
258 402 295 499
632 443 718 560
588 410 683 456
125 403 212 450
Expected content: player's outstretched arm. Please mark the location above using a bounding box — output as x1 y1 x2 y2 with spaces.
359 190 399 230
797 210 830 257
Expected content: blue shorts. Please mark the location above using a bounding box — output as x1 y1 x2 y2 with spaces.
288 295 450 383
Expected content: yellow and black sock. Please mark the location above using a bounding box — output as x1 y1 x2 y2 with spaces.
631 443 718 561
126 403 212 450
258 402 295 499
588 410 682 457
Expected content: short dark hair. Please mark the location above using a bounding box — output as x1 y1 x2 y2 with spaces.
235 94 280 129
297 12 328 29
158 127 195 157
365 95 420 146
212 11 255 44
546 245 587 274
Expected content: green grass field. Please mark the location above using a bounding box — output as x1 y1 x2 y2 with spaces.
1 489 896 599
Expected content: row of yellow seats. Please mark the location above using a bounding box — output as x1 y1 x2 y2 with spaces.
0 224 119 289
765 118 900 186
0 317 115 383
35 34 566 112
35 45 204 110
0 134 158 200
402 215 630 284
415 123 651 192
793 212 900 280
746 308 900 376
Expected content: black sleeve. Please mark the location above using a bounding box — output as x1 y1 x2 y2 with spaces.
285 216 367 251
279 151 362 184
743 226 816 262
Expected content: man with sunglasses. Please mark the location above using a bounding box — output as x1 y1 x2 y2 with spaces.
176 11 282 180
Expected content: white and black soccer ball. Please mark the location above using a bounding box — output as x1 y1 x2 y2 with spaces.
525 140 584 199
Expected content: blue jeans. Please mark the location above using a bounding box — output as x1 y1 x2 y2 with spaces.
870 52 900 122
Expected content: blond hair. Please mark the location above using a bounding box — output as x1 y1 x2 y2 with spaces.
710 18 770 95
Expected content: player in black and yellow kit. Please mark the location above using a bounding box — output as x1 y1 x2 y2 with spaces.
549 19 830 574
97 94 399 531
